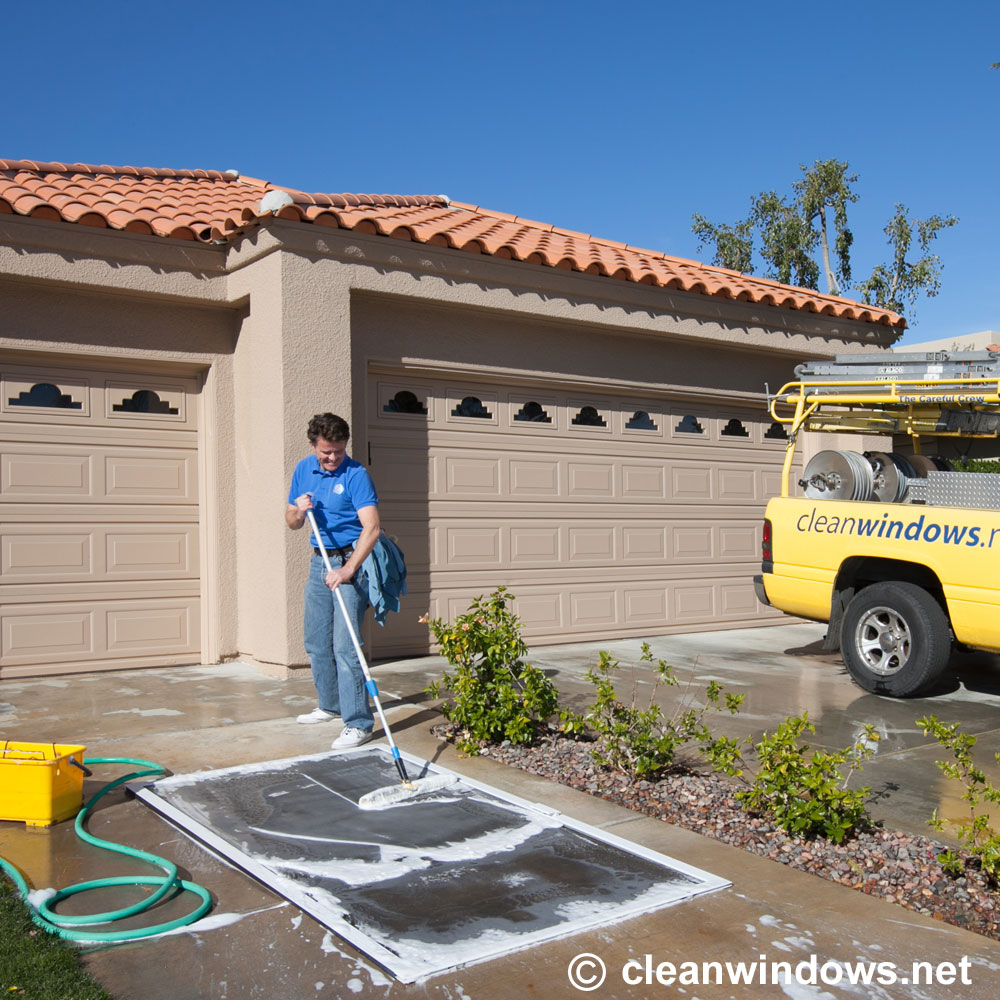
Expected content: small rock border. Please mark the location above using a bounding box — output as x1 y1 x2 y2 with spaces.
433 724 1000 942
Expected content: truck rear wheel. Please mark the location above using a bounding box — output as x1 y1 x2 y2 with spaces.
841 582 951 697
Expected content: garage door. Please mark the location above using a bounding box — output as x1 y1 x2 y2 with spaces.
367 369 788 657
1 360 200 678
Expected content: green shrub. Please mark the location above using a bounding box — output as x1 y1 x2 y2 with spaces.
918 715 1000 883
571 643 743 780
425 587 558 752
704 712 878 842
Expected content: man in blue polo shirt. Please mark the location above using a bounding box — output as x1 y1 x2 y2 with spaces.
286 413 380 748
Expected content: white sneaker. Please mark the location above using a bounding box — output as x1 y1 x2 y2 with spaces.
332 727 374 749
296 707 338 724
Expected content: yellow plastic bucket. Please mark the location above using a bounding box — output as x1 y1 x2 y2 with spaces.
0 741 87 827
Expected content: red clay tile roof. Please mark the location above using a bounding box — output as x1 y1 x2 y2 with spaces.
0 158 904 328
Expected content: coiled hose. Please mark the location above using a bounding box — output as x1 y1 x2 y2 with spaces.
0 757 212 942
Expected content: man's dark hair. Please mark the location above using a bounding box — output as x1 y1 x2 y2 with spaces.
307 413 350 444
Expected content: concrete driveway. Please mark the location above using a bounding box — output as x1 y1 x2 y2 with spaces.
2 622 1000 998
527 622 1000 841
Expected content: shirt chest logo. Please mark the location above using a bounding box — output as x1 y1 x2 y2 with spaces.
333 483 345 494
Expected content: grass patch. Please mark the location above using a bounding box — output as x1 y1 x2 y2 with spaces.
0 876 116 1000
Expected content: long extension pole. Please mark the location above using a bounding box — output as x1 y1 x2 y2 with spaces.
305 509 412 786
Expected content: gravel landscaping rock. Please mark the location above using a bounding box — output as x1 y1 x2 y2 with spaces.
434 725 1000 942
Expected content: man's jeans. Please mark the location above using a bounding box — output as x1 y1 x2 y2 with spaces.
303 554 374 732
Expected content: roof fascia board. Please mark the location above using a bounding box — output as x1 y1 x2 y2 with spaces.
0 213 229 305
240 220 897 357
0 212 227 271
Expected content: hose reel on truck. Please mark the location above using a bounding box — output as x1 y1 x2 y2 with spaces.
758 349 1000 697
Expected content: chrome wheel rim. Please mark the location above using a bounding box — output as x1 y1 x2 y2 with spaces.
854 605 911 676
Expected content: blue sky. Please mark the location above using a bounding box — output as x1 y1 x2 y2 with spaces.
6 1 997 344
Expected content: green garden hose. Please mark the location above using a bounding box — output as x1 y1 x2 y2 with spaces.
0 757 212 942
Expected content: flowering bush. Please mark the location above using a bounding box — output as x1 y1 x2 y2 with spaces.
424 587 559 752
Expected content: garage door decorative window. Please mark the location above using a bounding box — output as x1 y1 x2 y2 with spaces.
384 390 428 415
675 415 703 434
721 418 750 437
513 401 552 423
113 389 179 414
765 421 788 440
571 406 606 427
626 410 657 430
452 396 492 418
8 383 82 409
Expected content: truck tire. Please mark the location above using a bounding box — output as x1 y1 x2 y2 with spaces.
840 582 951 697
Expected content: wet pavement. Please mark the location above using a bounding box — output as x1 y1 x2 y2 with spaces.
2 623 1000 998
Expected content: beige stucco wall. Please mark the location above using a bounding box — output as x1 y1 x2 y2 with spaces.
350 293 801 401
0 283 230 360
2 210 898 677
225 249 359 670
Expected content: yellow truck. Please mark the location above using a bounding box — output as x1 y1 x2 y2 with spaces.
754 351 1000 697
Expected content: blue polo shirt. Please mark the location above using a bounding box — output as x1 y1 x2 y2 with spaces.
288 454 378 550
